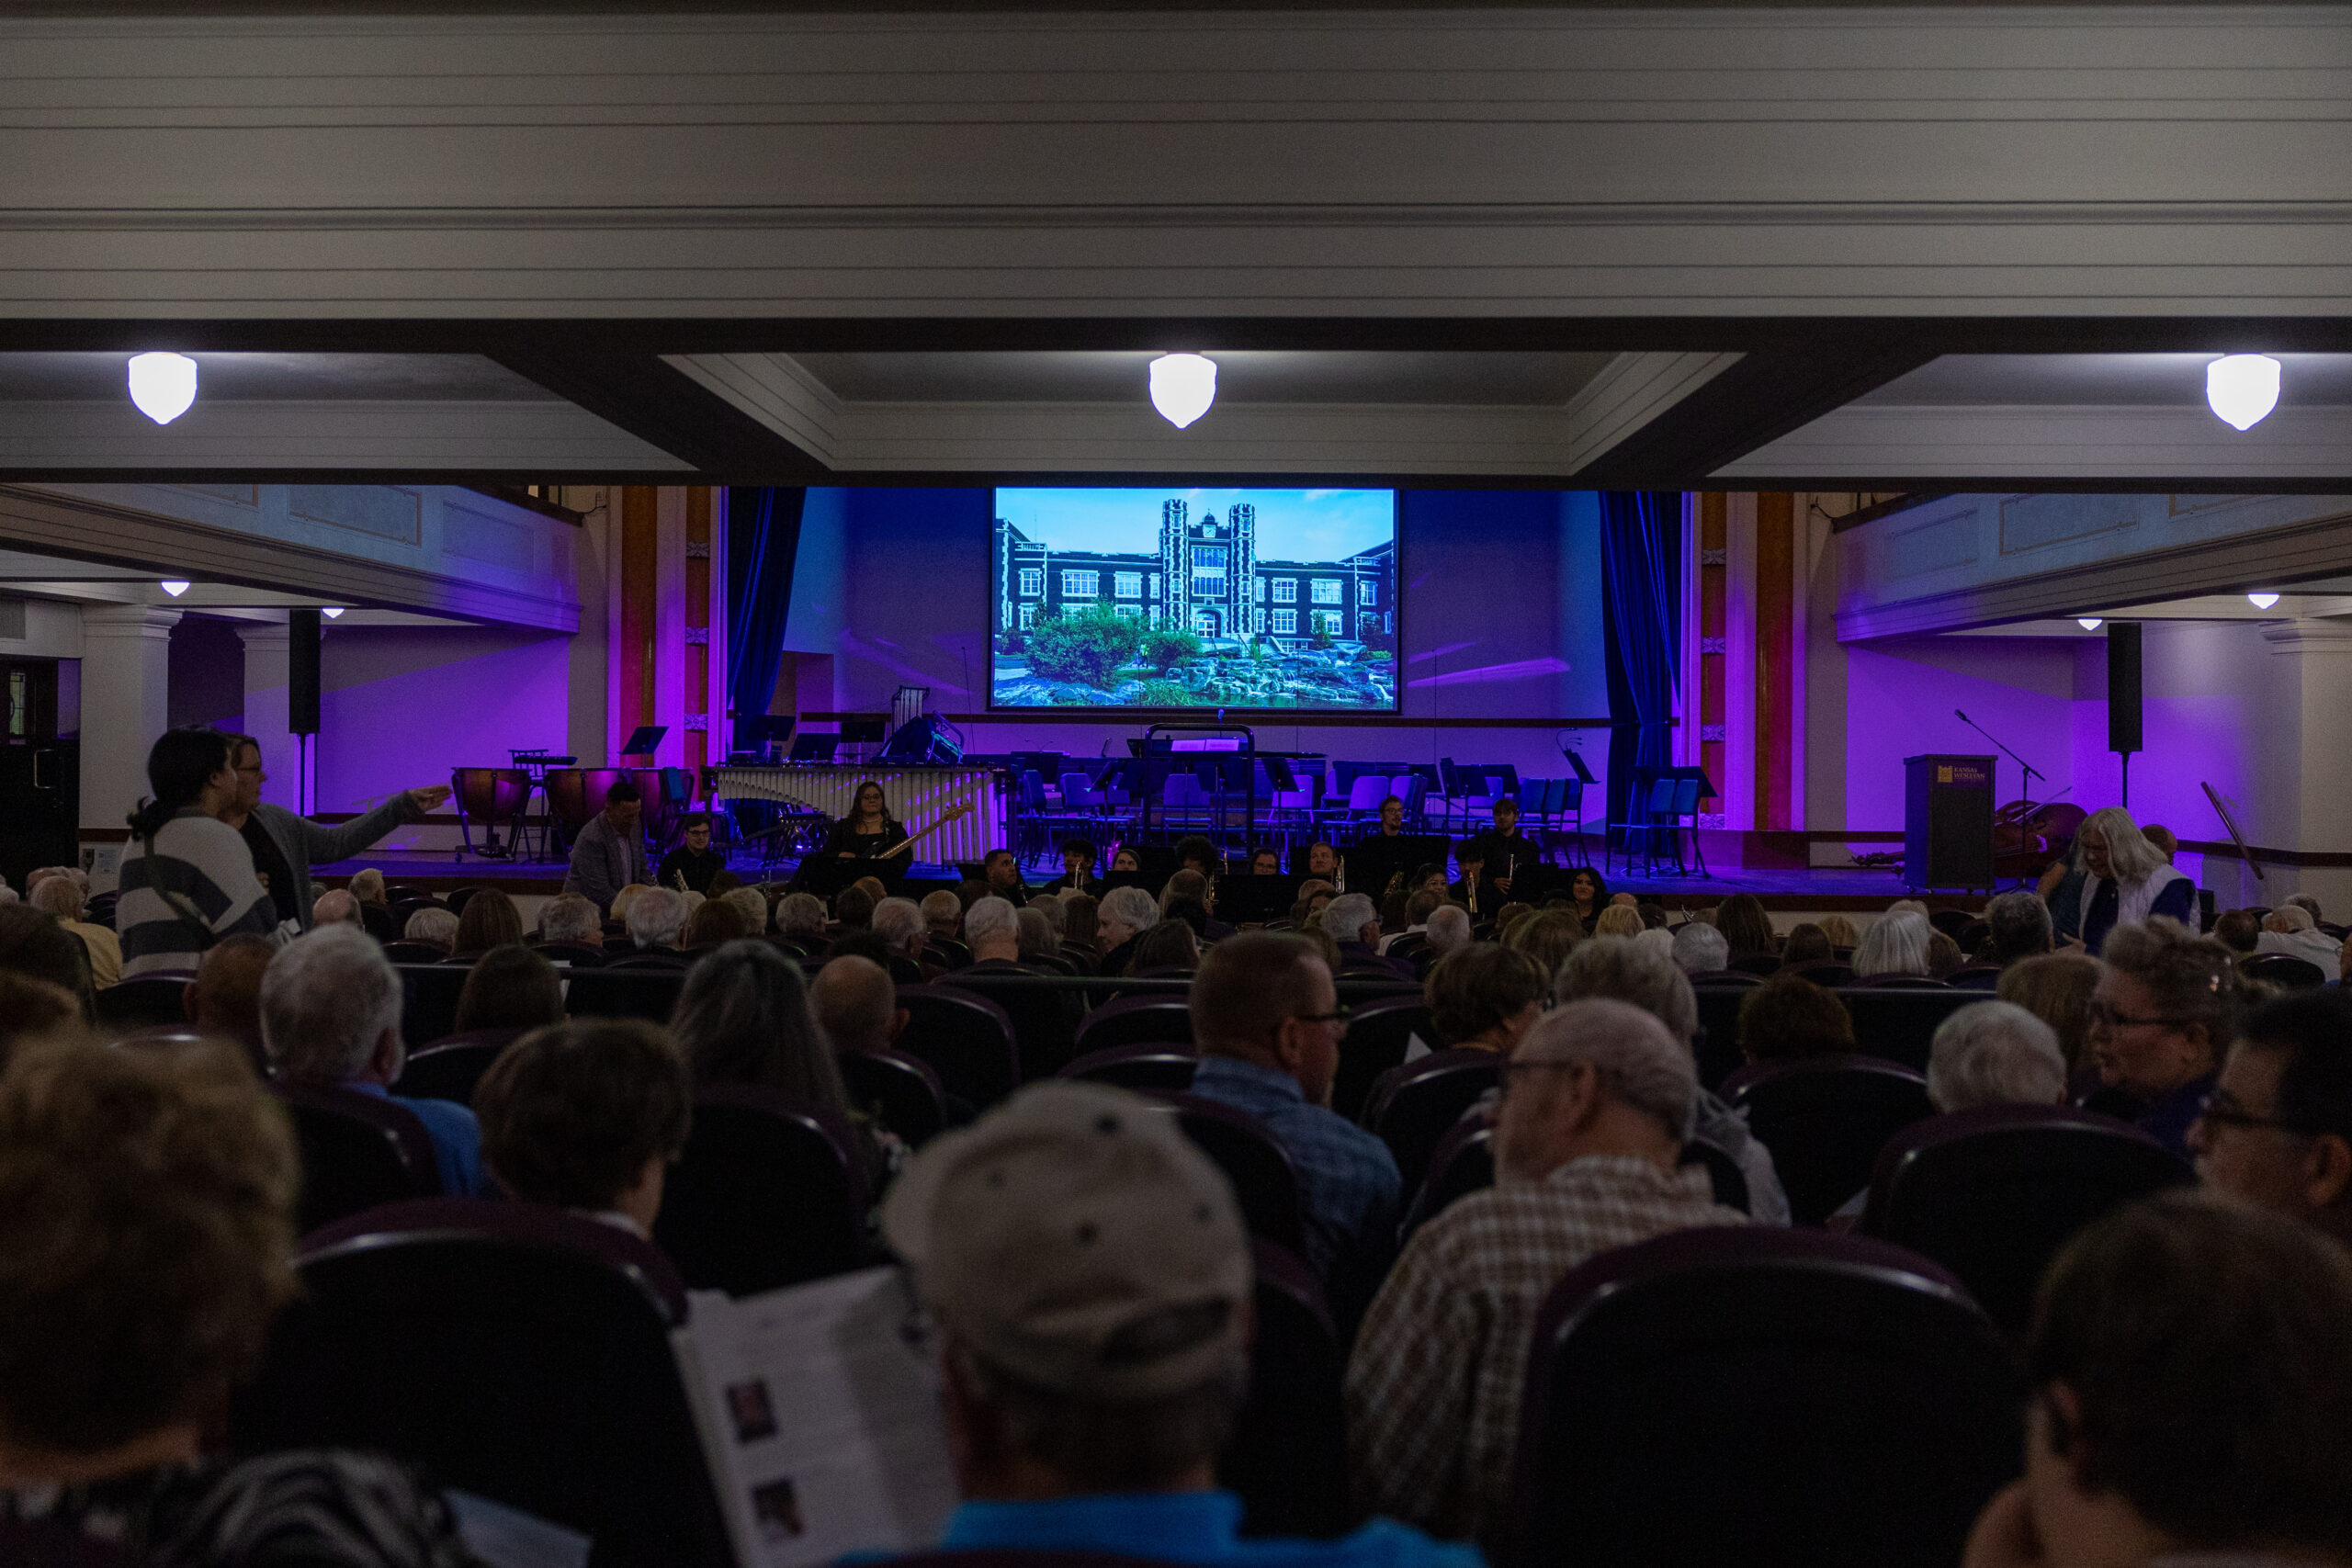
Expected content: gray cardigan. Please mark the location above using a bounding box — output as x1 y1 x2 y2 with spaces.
246 794 427 931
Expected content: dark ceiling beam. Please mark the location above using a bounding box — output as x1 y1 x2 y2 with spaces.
1571 328 1942 487
479 343 831 479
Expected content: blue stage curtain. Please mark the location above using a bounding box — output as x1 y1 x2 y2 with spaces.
1599 491 1681 841
725 487 807 754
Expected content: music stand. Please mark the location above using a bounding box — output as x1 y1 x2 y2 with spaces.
1215 874 1304 925
788 733 839 762
1096 868 1172 898
1558 749 1599 866
791 856 906 897
618 725 666 762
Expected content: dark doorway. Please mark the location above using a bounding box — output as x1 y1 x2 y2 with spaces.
0 660 78 894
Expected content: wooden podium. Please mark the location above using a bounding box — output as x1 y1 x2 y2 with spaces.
1904 754 1996 893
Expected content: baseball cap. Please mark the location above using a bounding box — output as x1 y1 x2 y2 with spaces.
880 1081 1251 1400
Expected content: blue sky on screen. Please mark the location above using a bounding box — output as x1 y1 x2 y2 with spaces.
996 488 1394 561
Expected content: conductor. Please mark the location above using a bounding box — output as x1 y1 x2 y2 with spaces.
822 779 910 860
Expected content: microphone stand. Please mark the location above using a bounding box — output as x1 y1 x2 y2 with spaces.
1954 708 2044 888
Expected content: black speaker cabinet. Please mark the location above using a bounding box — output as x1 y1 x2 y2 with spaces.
2108 620 2143 756
1904 753 1996 892
288 608 322 735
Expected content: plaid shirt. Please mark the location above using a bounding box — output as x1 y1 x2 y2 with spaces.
1345 1155 1747 1550
1188 1056 1401 1287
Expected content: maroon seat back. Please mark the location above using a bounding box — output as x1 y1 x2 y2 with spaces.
1363 1049 1504 1193
1726 1056 1936 1226
1059 1041 1201 1092
1221 1240 1353 1538
1072 993 1196 1055
652 1085 868 1296
391 1030 521 1105
1142 1092 1306 1256
838 1047 951 1147
1333 996 1434 1122
897 984 1022 1110
269 1081 442 1234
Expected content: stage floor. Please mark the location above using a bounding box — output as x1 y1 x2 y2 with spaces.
313 847 1996 914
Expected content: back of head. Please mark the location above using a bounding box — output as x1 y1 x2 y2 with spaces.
129 725 232 840
453 944 565 1035
0 903 90 1006
2265 905 2316 934
833 885 876 930
673 940 845 1107
1406 888 1443 928
1098 885 1159 941
1062 893 1100 947
2210 910 2260 955
1426 942 1544 1046
1515 998 1699 1145
1781 922 1833 966
1504 908 1584 978
1853 910 1932 978
684 896 752 949
1160 868 1209 912
455 888 524 952
627 886 689 949
1736 973 1855 1063
537 892 603 946
0 1039 297 1458
473 1019 692 1211
880 1082 1250 1489
348 867 388 904
188 934 275 1043
0 973 84 1065
1670 921 1730 976
1015 905 1056 957
964 896 1019 953
1926 999 2067 1111
1925 930 1964 978
810 953 897 1055
874 897 926 955
2289 893 2326 924
2101 918 2242 1051
260 924 401 1082
310 888 360 928
1592 904 1644 939
1321 892 1377 943
1191 931 1325 1058
1423 903 1473 957
1133 919 1200 973
2237 988 2352 1158
608 884 646 925
1715 893 1776 956
404 906 459 949
1818 914 1859 949
921 889 963 931
1982 889 2054 963
2029 1190 2352 1557
1997 952 2103 1072
776 892 830 944
2082 806 2167 884
28 876 83 922
718 886 769 935
1555 935 1698 1048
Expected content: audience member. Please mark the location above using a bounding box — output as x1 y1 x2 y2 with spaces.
0 974 83 1064
2091 918 2242 1158
259 925 486 1196
1670 921 1730 976
1554 937 1791 1225
1097 886 1160 976
1736 972 1856 1064
1381 889 1442 953
1926 929 1966 978
2071 807 2196 956
307 888 361 931
621 886 690 957
922 889 965 940
1014 905 1058 964
401 906 458 954
1425 942 1544 1053
1963 1190 2352 1568
961 897 1025 968
830 885 876 934
608 884 648 928
451 888 523 958
875 897 930 964
0 902 92 1015
1815 914 1859 950
879 1082 1476 1568
1978 889 2057 969
2256 905 2342 969
682 897 752 950
1927 1000 2068 1111
1187 933 1401 1318
535 891 604 953
1422 904 1473 962
1492 903 1533 942
181 934 274 1056
0 1040 473 1563
1133 919 1202 974
775 891 831 950
2287 893 2326 925
1502 908 1581 981
810 953 905 1057
1780 922 1834 967
1592 905 1644 939
957 877 992 909
561 778 645 914
1563 867 1607 932
1350 999 1747 1551
1713 893 1777 959
1636 901 1669 931
2211 908 2261 954
450 944 565 1036
2190 988 2352 1249
1061 893 1101 953
118 727 277 978
1853 910 1933 978
348 867 389 907
472 1019 691 1238
1998 953 2103 1074
220 733 443 933
1322 893 1408 976
27 875 121 988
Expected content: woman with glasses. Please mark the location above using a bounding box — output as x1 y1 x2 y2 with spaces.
2068 806 2196 955
2086 917 2243 1158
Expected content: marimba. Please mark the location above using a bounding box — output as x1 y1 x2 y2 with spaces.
709 764 1007 864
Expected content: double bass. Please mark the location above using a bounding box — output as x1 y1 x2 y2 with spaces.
1993 799 2086 881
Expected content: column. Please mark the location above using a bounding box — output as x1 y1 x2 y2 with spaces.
78 605 179 831
235 619 299 809
2258 620 2352 914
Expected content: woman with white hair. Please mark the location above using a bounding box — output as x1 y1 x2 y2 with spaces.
2072 806 2195 955
1851 909 1933 981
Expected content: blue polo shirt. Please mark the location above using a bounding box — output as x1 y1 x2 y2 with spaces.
345 1080 489 1198
938 1490 1482 1568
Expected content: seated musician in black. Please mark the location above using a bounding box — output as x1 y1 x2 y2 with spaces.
1174 834 1221 878
656 813 727 894
1043 838 1099 896
1250 847 1282 875
981 847 1029 908
821 779 910 862
1450 844 1504 920
1466 796 1543 898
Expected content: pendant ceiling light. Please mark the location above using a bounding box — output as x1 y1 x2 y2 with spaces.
2247 592 2281 610
1148 354 1217 429
159 580 191 597
322 606 345 619
2077 617 2104 631
127 352 198 425
2206 354 2280 431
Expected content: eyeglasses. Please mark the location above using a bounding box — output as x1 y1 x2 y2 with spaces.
2087 1000 2198 1032
2199 1089 2325 1137
1291 1007 1352 1027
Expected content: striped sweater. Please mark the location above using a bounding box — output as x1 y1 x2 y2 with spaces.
118 809 279 978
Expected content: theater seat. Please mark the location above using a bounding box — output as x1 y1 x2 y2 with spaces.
270 1081 442 1234
1399 1112 1495 1241
897 984 1022 1109
563 966 688 1024
1220 1240 1356 1540
1362 1050 1503 1194
1860 1102 2193 1339
92 974 194 1032
1838 985 1978 1073
1510 1227 2019 1568
1144 1092 1306 1257
393 964 470 1045
1059 1042 1200 1092
2241 953 2329 989
1726 1057 1936 1227
1332 997 1434 1122
1071 994 1196 1055
652 1086 869 1296
391 1029 520 1104
839 1047 951 1146
232 1198 729 1568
